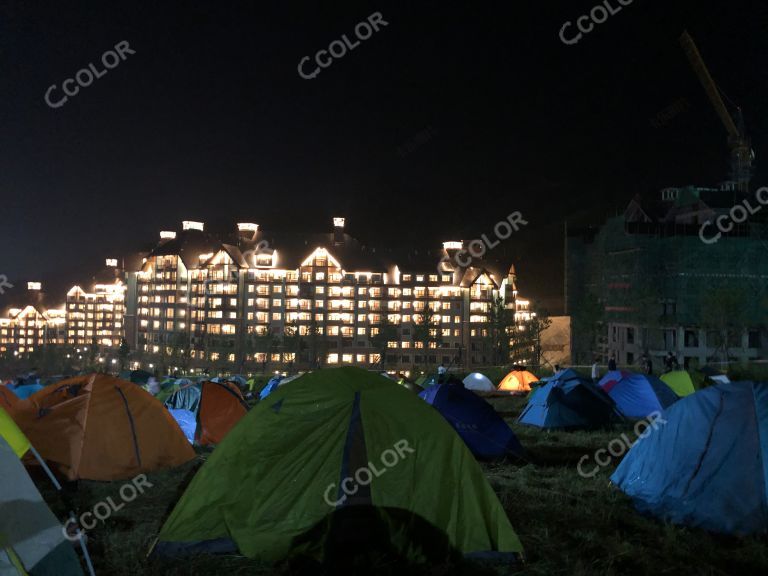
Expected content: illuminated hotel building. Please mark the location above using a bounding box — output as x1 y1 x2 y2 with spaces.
0 220 534 370
1 263 127 361
0 283 66 356
131 219 533 371
65 264 127 348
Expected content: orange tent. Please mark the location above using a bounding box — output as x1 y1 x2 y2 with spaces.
11 373 195 481
498 370 538 393
0 384 18 410
196 380 248 446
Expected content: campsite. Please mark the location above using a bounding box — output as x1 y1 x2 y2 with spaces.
1 366 767 576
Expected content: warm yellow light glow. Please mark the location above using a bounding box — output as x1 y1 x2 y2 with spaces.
210 251 234 266
301 247 341 269
17 306 39 319
182 221 204 231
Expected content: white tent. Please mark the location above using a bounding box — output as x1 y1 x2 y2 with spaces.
0 436 84 575
277 374 303 387
462 372 495 392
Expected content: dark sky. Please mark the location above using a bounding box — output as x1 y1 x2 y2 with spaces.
2 0 767 312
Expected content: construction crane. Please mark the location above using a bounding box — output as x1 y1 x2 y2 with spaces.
679 30 753 194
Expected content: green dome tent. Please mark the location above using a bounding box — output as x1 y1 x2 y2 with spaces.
153 367 522 566
660 371 696 397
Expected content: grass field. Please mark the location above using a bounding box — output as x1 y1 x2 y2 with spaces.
38 395 768 576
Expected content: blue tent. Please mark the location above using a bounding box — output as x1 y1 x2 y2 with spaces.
168 408 197 444
164 385 202 412
611 381 768 535
259 376 282 401
10 382 44 399
228 375 247 387
518 369 617 429
419 384 523 460
598 371 679 419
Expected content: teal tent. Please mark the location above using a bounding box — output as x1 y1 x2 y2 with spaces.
612 381 768 535
518 369 618 429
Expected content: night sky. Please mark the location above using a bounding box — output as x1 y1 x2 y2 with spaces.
2 0 767 312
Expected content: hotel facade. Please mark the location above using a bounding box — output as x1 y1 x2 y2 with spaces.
1 219 535 373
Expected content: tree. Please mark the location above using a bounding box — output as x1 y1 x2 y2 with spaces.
631 279 664 351
700 287 749 365
87 336 99 370
118 338 131 372
39 344 70 375
251 329 279 373
486 296 515 365
525 308 552 369
306 317 329 369
412 303 442 368
370 316 399 368
282 320 303 372
166 332 192 374
571 292 604 365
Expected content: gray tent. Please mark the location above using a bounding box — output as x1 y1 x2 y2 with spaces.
0 436 83 575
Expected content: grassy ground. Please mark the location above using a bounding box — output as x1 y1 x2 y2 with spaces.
38 395 768 576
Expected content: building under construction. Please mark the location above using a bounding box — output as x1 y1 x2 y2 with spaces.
567 32 768 370
567 186 768 369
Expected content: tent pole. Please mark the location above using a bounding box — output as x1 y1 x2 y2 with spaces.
28 445 61 491
69 513 96 576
